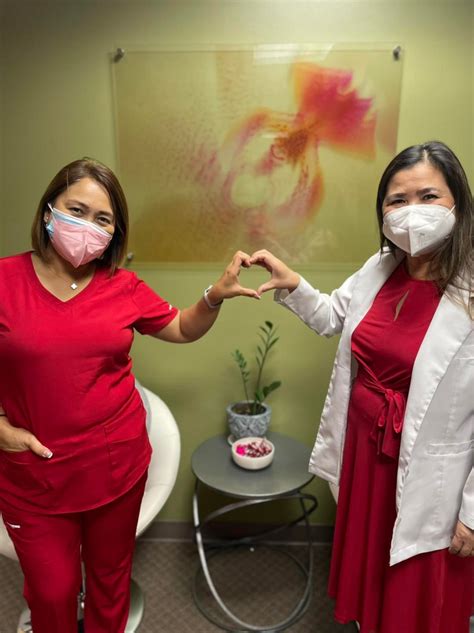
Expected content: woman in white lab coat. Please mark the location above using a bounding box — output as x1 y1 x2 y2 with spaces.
251 140 473 633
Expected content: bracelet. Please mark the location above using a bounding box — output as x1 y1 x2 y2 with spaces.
203 285 223 309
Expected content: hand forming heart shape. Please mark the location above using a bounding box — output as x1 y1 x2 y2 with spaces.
208 249 301 305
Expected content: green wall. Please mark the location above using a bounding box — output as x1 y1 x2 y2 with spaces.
0 0 472 526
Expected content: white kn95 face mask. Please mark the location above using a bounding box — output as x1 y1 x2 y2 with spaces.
382 203 455 257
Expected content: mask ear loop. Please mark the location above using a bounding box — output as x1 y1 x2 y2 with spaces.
44 203 54 227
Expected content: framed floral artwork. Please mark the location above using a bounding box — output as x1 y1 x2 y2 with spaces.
112 45 402 265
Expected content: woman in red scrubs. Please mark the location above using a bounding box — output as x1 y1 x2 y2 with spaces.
0 158 259 633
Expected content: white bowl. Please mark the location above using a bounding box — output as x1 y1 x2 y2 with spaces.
231 437 275 470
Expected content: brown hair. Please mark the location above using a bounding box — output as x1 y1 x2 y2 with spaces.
376 141 473 312
31 158 129 274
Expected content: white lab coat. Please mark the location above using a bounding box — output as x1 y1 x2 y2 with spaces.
275 249 473 565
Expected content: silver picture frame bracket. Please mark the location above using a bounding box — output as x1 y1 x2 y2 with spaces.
114 48 126 63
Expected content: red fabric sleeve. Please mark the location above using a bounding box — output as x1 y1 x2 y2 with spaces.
131 275 179 335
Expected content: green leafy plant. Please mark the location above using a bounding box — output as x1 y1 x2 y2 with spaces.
232 320 282 415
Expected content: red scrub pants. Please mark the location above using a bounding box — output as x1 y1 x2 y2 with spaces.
2 471 147 633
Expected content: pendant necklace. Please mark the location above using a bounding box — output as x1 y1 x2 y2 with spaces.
45 264 82 290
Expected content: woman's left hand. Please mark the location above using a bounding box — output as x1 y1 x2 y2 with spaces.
207 251 260 304
153 251 259 343
449 520 474 557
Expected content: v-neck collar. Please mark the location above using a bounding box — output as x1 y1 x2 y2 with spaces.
25 251 104 308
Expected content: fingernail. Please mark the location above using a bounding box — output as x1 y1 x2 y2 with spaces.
43 450 53 459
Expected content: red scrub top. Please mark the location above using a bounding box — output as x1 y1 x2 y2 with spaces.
0 252 178 514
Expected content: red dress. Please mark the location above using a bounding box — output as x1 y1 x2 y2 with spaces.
328 262 473 633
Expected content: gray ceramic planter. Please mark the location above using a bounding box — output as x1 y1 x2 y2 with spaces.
226 401 272 439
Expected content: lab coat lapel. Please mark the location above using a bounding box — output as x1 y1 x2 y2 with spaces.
405 290 473 434
348 249 405 336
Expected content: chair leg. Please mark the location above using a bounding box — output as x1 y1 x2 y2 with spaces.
75 580 144 633
17 607 32 633
125 578 145 633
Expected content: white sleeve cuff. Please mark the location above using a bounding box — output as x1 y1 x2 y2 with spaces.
274 276 312 307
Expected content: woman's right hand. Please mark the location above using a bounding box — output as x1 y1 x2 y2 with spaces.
0 417 52 458
250 249 301 296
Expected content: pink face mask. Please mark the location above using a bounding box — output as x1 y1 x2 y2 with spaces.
45 205 113 268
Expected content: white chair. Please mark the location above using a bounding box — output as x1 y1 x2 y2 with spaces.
0 384 181 633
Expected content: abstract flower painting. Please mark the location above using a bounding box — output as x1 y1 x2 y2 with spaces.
114 47 402 264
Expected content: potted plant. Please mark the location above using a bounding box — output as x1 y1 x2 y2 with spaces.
227 320 281 439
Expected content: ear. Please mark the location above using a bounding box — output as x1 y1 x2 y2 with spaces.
43 202 53 225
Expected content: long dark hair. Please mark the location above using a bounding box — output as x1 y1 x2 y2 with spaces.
376 141 473 312
31 158 129 274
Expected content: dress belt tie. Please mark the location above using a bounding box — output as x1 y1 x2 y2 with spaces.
359 371 407 459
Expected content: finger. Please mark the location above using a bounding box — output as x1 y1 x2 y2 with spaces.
228 251 251 276
233 251 252 267
27 436 53 459
249 253 273 270
449 534 463 555
238 287 261 299
250 249 272 261
457 543 472 558
257 280 277 295
239 252 252 268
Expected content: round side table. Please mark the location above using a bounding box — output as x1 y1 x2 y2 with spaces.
191 432 318 632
